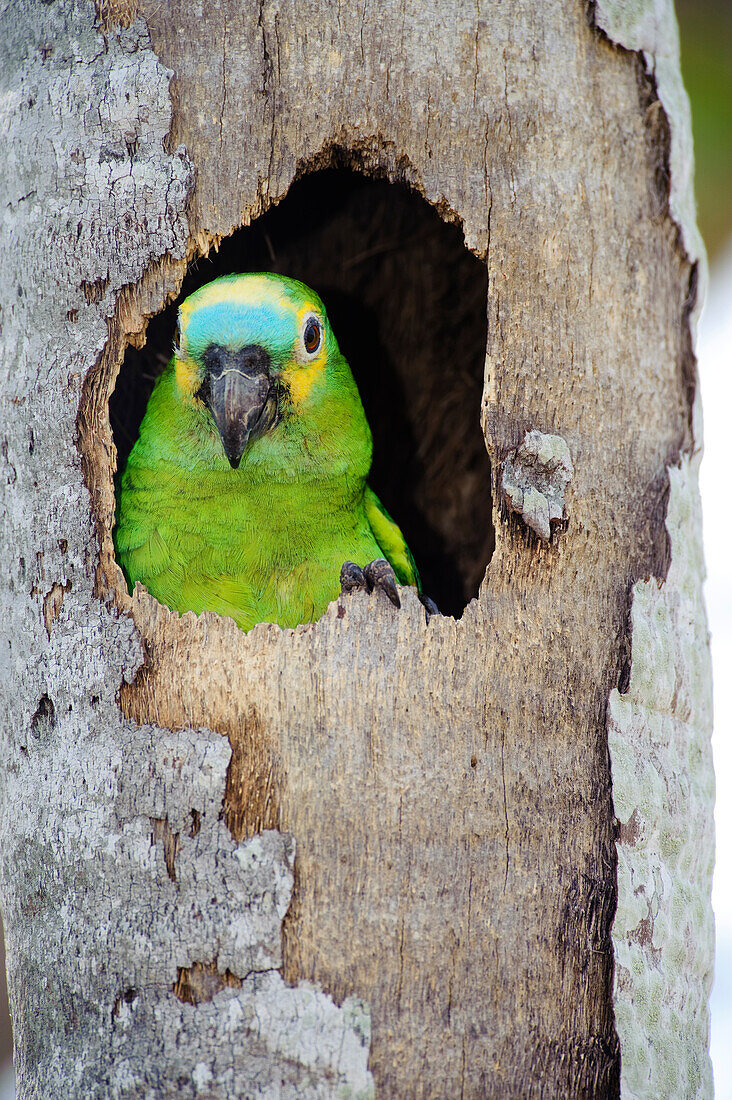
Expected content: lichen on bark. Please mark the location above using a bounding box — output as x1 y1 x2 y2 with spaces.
593 5 714 1096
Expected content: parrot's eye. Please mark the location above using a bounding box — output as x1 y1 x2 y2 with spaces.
302 316 322 356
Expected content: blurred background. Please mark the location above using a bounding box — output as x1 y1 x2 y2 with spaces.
681 0 732 1091
0 2 729 1095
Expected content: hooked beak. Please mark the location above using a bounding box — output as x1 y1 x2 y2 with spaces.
200 344 279 469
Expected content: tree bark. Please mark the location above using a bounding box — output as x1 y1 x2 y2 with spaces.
0 0 713 1098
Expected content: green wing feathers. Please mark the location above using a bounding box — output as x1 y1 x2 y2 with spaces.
364 487 420 590
114 523 171 582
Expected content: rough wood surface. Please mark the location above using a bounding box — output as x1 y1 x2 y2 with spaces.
608 461 713 1099
595 6 713 1097
0 0 712 1097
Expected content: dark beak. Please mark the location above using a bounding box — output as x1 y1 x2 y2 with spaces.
200 344 278 469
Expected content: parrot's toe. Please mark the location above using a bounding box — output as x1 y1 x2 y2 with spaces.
340 559 439 621
363 559 401 609
340 561 369 594
419 592 440 618
340 559 402 610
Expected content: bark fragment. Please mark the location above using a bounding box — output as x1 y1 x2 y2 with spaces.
501 430 574 540
607 461 713 1099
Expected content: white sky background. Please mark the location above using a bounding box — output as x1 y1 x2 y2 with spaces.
700 240 732 1096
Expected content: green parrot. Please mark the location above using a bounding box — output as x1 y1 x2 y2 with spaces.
114 272 434 632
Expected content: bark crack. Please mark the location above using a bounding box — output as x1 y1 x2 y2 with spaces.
257 0 277 194
42 580 71 637
359 0 368 64
501 719 509 891
219 11 227 148
472 0 480 109
501 50 516 203
150 816 180 881
173 959 246 1005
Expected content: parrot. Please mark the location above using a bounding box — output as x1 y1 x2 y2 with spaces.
114 272 435 632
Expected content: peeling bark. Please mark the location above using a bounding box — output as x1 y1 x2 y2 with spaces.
591 6 713 1097
0 0 712 1097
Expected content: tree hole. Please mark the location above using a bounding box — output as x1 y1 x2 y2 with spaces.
110 169 492 617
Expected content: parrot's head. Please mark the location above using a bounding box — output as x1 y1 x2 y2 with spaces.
173 273 343 469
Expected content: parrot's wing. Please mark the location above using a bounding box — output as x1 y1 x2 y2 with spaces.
115 523 172 582
181 571 258 631
364 486 420 589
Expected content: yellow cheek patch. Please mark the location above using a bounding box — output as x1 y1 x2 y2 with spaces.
285 355 326 405
174 354 202 402
287 301 327 404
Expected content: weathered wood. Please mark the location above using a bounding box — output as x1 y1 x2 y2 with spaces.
0 0 712 1097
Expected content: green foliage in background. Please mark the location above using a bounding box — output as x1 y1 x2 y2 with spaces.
677 0 732 257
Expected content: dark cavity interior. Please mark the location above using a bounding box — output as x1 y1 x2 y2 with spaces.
110 169 492 617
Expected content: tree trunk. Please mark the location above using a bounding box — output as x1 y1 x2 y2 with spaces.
0 0 713 1097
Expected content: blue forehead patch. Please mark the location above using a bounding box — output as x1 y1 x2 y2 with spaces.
179 273 324 364
183 300 297 362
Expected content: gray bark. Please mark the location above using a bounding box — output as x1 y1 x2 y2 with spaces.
0 0 712 1098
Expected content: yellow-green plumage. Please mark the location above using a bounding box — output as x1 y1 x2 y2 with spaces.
114 273 420 631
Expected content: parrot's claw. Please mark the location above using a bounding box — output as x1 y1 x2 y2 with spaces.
340 559 401 609
340 561 369 594
419 592 440 619
363 559 401 609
